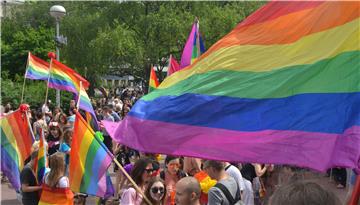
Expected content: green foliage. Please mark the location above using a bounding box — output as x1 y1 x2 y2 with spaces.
2 1 265 106
1 71 73 109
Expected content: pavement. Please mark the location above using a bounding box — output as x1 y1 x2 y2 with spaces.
1 169 352 205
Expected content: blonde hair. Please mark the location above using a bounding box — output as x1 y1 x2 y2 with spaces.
47 152 65 188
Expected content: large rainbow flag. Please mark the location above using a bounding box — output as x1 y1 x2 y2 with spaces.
180 19 205 69
25 52 50 80
69 112 114 197
48 59 89 94
38 184 74 205
103 2 360 172
0 109 34 190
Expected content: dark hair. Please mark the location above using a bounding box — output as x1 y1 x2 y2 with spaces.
144 178 166 204
121 106 131 118
130 157 153 186
102 106 109 112
31 150 38 160
36 111 44 120
203 160 224 171
58 113 68 124
269 181 341 205
165 155 180 165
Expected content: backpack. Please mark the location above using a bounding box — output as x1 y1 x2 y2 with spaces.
214 181 241 205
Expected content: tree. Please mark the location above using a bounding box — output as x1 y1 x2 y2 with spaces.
2 1 265 100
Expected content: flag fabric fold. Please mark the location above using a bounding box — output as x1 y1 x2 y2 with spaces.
104 1 360 172
38 183 74 205
78 83 100 131
167 55 181 77
69 112 114 197
25 52 50 80
48 59 89 94
180 19 205 69
0 109 34 190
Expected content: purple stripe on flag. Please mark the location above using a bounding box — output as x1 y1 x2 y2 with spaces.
48 83 77 93
95 157 113 197
103 116 360 172
180 23 197 69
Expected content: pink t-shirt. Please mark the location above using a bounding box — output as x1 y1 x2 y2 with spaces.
120 187 143 205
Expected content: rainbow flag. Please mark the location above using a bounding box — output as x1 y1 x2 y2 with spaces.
167 55 180 77
148 66 159 92
39 183 74 205
180 19 205 69
78 84 99 131
34 128 47 184
69 112 114 197
103 2 360 172
25 52 50 80
48 59 89 94
0 109 34 190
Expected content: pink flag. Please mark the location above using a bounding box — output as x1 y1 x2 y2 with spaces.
166 55 180 76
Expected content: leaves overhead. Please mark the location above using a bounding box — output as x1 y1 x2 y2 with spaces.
2 1 265 104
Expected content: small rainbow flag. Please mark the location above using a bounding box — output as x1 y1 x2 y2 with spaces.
180 19 205 69
148 66 159 92
34 128 47 184
39 183 74 205
48 59 89 94
0 109 34 190
25 52 50 80
105 2 360 172
69 112 114 197
166 55 180 77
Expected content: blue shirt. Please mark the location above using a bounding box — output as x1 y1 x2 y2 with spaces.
59 143 71 165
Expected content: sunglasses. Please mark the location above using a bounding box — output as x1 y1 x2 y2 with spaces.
151 186 165 194
145 169 154 174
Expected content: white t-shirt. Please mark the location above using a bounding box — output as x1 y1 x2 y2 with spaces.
44 174 69 188
225 164 245 192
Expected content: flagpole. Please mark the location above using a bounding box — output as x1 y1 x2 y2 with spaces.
113 158 153 205
25 111 36 141
44 59 52 106
76 81 82 108
21 52 30 103
195 17 201 58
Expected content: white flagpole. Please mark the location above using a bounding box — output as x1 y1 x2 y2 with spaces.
44 58 53 107
76 81 82 109
21 52 30 103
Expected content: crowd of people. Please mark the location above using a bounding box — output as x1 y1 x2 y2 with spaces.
0 86 355 205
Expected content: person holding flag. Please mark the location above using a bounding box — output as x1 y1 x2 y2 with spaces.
20 150 42 205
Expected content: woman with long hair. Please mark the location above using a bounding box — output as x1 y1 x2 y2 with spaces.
47 122 62 155
120 157 154 205
142 178 167 205
59 129 72 176
39 152 73 205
